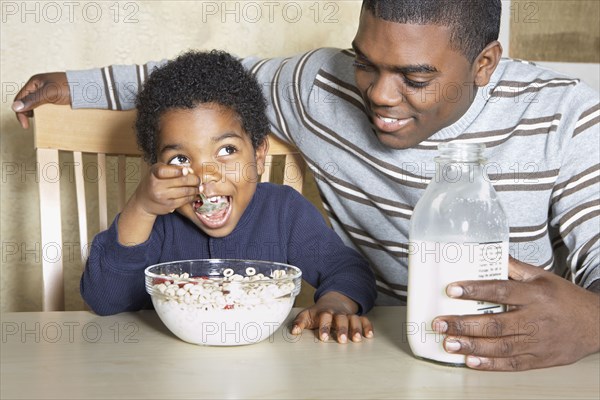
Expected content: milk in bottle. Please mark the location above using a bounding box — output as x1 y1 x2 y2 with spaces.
407 142 509 366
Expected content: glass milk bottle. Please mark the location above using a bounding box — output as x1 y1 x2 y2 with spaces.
407 142 509 366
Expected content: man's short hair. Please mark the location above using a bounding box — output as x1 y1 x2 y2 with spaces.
362 0 502 63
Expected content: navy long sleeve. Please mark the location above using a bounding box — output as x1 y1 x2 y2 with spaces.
81 183 377 315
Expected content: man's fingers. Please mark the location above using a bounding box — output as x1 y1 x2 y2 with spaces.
16 112 32 129
13 91 45 112
446 276 543 306
508 256 546 281
443 333 538 358
13 72 70 108
13 91 41 129
464 354 539 372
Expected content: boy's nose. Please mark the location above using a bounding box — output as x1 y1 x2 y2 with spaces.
196 161 221 184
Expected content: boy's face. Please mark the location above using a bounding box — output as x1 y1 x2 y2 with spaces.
158 104 267 238
352 9 479 149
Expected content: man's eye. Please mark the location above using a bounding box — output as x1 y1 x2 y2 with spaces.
217 145 237 157
352 60 372 71
168 155 190 166
404 77 430 89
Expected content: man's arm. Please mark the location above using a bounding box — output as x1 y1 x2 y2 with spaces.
588 279 600 293
12 49 326 135
11 64 163 129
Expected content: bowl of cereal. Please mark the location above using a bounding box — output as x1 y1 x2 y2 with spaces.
145 259 302 346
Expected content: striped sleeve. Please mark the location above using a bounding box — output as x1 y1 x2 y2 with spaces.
67 61 164 110
551 100 600 289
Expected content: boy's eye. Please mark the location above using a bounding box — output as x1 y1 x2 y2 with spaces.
217 145 237 157
168 155 190 166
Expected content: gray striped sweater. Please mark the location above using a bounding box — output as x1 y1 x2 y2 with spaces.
67 48 600 304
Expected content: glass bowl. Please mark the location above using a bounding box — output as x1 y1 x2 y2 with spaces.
145 259 302 346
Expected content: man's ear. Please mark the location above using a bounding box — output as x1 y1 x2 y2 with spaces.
255 136 270 177
473 40 503 87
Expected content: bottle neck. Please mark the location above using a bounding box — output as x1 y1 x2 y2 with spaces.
435 142 486 164
433 143 486 183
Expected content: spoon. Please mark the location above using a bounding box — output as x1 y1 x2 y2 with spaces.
180 167 228 214
194 192 228 214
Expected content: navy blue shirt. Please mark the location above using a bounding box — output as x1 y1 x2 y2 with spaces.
81 183 376 315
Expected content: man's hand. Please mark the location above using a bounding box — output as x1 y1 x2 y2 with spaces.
291 291 374 344
12 72 70 129
432 257 600 371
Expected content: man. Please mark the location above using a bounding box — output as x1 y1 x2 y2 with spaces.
12 1 600 371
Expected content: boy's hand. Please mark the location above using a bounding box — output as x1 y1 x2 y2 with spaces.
117 165 200 246
12 72 70 129
291 291 374 344
133 164 200 216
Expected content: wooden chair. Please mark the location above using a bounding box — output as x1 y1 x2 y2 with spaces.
33 104 310 311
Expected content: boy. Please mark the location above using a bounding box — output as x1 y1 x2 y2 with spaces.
81 50 377 343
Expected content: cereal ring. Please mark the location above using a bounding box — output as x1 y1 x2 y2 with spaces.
223 268 234 277
245 267 256 276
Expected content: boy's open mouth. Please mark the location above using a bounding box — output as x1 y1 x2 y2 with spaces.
193 195 232 228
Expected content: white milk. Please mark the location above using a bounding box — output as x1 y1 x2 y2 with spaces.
407 241 508 365
153 297 294 346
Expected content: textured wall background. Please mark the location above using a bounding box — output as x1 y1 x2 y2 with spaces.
510 0 600 63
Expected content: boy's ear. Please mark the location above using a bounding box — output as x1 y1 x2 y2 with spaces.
473 40 502 87
255 136 270 177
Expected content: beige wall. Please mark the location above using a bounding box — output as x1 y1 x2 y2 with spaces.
0 0 362 312
510 0 600 63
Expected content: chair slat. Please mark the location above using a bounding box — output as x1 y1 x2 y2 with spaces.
37 148 65 311
283 153 306 193
34 105 140 155
140 159 150 180
97 153 108 231
261 155 273 183
73 152 89 262
118 155 127 210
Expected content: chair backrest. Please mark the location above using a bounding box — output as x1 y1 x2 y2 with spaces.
33 104 306 311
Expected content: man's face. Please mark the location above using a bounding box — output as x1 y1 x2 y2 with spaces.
352 9 479 149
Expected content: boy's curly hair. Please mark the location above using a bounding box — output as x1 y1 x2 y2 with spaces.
135 50 270 164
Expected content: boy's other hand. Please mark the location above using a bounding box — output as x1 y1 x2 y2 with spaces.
12 72 71 129
291 291 374 344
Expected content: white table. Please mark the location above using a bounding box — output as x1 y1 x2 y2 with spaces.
1 307 599 399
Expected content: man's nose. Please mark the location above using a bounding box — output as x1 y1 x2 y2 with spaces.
368 73 403 107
